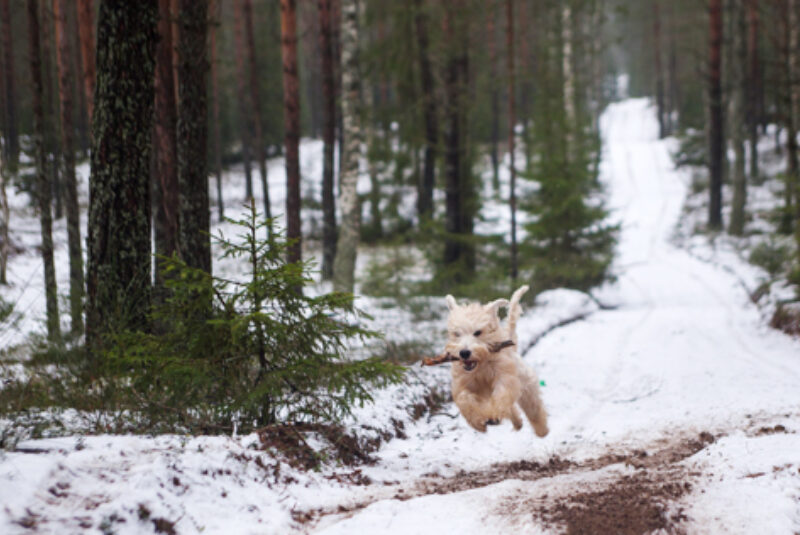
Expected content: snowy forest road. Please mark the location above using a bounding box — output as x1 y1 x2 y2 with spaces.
308 99 800 534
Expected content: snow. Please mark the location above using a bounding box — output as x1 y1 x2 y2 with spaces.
2 98 800 533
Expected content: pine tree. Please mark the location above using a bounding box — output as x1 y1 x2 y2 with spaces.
243 0 272 224
154 0 180 272
729 0 748 236
319 0 337 280
28 0 60 340
87 0 158 344
232 0 255 201
0 0 18 172
76 0 95 122
708 0 724 230
54 0 85 334
177 0 211 274
281 0 302 266
209 0 224 222
414 0 438 221
506 0 518 283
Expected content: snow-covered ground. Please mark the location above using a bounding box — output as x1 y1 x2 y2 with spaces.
2 99 800 534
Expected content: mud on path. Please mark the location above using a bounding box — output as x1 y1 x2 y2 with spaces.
298 430 723 534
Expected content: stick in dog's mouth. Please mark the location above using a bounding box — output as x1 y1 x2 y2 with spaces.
420 340 515 369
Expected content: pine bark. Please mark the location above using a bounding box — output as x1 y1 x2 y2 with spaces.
232 0 254 200
333 0 362 292
507 0 518 283
154 0 180 271
442 0 474 279
87 0 157 343
54 0 85 334
281 0 302 265
746 0 759 181
27 0 60 339
729 0 747 236
487 9 500 191
76 0 95 122
243 0 272 223
790 0 800 241
0 152 6 285
0 0 18 171
319 0 337 279
41 1 62 220
414 0 437 221
708 0 724 230
210 0 224 222
177 0 211 274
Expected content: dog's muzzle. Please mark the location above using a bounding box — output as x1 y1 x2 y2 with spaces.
459 349 477 371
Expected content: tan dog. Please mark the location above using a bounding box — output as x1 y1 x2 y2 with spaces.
444 285 549 435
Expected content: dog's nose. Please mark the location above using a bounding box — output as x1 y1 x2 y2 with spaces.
459 349 471 360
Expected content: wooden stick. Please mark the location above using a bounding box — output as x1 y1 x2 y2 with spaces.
420 340 515 367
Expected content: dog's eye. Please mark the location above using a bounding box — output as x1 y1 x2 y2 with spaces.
473 330 482 337
451 331 460 338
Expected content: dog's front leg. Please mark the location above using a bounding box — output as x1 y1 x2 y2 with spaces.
487 376 521 425
453 390 491 432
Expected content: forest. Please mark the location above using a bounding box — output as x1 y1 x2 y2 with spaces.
1 1 800 533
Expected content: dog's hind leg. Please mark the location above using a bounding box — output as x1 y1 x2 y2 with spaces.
509 405 523 430
518 371 549 437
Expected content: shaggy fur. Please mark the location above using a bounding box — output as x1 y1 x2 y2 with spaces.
444 285 549 435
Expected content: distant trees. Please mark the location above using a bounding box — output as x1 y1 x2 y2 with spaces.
708 0 723 230
87 0 158 343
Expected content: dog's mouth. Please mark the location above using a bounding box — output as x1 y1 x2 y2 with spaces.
462 359 477 371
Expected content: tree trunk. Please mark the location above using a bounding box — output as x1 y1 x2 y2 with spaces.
210 0 224 222
232 0 254 200
653 0 666 139
729 0 747 236
41 1 62 221
746 0 759 181
154 0 180 275
0 151 7 285
177 0 211 274
76 0 95 123
507 0 518 283
487 9 500 191
27 0 60 339
87 0 157 344
0 0 18 171
708 0 724 230
667 1 679 133
442 0 474 281
414 0 437 222
54 0 85 334
281 0 302 265
333 0 362 292
244 0 272 224
790 0 800 241
319 0 337 279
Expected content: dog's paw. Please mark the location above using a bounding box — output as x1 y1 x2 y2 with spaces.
485 418 501 426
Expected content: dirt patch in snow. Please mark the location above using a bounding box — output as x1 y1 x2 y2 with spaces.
298 431 717 531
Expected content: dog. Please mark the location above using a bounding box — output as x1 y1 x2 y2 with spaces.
443 285 549 436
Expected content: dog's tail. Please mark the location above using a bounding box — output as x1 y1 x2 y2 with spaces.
508 285 529 345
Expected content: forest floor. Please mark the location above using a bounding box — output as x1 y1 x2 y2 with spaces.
1 99 800 534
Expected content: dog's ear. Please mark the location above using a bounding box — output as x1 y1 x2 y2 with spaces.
485 299 509 316
445 295 458 310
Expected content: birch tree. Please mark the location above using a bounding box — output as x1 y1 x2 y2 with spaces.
333 0 362 292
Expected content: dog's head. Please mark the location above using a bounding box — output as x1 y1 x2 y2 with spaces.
443 295 509 372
